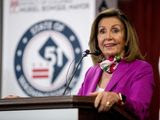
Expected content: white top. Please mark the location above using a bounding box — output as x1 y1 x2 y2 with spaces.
96 86 105 92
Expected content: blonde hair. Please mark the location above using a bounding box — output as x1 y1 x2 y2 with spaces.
89 8 144 64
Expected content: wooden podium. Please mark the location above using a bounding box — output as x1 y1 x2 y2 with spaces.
0 96 136 120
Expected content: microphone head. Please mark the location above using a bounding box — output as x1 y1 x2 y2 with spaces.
83 49 90 57
84 49 90 54
93 50 101 56
83 49 101 56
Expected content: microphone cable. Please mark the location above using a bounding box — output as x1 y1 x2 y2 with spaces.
63 49 101 95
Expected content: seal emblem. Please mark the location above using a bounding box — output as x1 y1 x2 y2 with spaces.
14 20 82 96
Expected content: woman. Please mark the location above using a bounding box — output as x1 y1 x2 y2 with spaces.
78 8 154 120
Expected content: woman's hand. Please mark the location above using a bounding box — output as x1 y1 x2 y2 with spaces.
3 95 20 99
90 91 120 112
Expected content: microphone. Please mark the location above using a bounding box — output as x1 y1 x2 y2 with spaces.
82 49 101 56
62 49 100 95
89 50 101 56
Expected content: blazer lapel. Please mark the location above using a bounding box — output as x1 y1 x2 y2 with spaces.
105 60 128 91
87 65 102 94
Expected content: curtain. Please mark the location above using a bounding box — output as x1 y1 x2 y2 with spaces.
119 0 160 120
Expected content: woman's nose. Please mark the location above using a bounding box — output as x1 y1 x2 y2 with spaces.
105 31 112 40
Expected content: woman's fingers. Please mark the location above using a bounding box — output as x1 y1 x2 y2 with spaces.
97 92 109 112
94 91 119 112
89 92 104 109
89 92 104 108
3 95 20 99
105 101 112 111
94 92 103 108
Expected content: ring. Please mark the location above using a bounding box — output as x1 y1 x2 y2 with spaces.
106 101 110 106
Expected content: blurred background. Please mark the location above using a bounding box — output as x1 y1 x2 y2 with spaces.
0 0 159 120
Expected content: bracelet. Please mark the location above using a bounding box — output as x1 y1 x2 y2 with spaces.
118 93 126 105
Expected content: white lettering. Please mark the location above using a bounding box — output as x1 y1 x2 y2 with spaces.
30 21 52 35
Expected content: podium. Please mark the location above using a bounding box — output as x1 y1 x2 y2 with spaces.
0 96 136 120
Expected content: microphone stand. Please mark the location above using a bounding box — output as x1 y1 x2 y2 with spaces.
62 51 89 95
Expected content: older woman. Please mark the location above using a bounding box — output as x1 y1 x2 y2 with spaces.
78 8 154 120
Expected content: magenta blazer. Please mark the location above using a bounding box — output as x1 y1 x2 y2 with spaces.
78 60 154 120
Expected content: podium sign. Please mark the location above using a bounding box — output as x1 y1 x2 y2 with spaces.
0 96 136 120
0 109 78 120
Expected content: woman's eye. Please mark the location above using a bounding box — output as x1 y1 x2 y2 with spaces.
99 29 106 34
112 28 120 33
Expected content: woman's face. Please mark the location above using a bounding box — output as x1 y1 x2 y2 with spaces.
97 17 125 58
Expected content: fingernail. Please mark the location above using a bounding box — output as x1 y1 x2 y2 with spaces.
95 103 98 108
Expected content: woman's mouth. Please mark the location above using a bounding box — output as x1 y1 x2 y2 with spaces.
104 43 117 47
